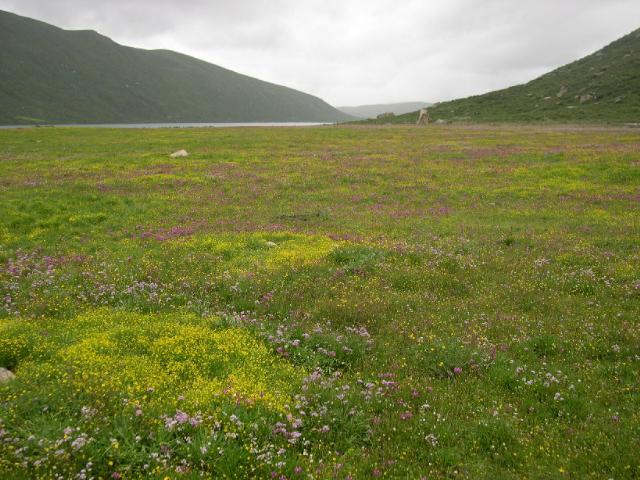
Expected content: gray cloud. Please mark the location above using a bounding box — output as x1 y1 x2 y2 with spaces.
1 0 639 106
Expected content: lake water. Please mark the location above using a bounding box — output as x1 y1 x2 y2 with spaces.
0 122 330 130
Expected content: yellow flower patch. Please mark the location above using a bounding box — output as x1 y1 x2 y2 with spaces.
1 309 304 412
170 232 339 273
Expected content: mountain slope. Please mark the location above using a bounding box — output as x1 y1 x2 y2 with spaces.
338 102 432 119
363 28 640 124
0 10 353 125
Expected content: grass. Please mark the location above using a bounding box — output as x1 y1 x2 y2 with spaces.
0 124 639 479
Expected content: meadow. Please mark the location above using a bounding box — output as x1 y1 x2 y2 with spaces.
0 124 638 479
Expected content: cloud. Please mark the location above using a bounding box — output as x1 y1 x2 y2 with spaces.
1 0 639 105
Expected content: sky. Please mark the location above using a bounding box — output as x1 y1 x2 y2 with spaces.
1 0 639 106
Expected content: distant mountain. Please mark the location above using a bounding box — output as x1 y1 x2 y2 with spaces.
338 102 432 119
362 28 640 125
0 10 353 125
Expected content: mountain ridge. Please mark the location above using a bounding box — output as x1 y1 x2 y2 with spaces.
360 27 640 125
0 10 353 125
338 102 432 119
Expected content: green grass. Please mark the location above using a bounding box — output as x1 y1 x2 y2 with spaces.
0 125 639 479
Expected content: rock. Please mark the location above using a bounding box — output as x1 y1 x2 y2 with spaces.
416 108 430 126
376 112 395 120
170 150 189 158
434 119 448 125
265 241 277 248
0 367 15 383
614 96 624 104
579 93 596 104
557 86 568 98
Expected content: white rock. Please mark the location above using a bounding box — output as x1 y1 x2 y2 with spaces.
0 367 15 383
170 149 189 158
265 241 277 248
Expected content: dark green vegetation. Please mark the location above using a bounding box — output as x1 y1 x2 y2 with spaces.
364 28 640 125
0 10 352 125
1 125 639 479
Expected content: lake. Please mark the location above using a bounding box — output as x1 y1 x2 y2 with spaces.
0 122 330 129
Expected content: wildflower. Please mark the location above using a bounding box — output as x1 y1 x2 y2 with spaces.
175 410 189 424
453 367 462 375
288 431 302 444
80 406 96 418
400 411 413 420
71 435 88 450
425 433 438 446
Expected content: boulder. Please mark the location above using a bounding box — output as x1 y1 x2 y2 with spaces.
416 108 430 126
170 150 189 158
579 93 596 104
557 86 568 98
0 367 15 383
376 112 395 120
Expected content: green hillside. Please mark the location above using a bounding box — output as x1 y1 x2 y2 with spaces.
0 10 353 125
364 28 640 125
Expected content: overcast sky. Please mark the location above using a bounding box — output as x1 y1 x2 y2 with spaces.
1 0 639 106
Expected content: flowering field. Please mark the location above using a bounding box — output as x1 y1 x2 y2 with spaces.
0 125 639 479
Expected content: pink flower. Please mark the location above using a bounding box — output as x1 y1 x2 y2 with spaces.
400 411 413 420
453 367 462 375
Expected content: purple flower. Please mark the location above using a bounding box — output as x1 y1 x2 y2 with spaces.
175 410 189 424
453 367 463 375
400 411 413 420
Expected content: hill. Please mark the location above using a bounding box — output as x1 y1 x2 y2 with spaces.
337 101 431 119
0 10 353 125
362 28 640 125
